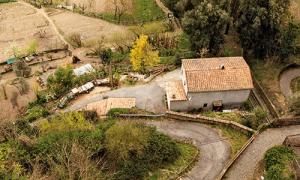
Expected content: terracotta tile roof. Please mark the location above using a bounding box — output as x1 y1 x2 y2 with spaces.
84 98 136 116
166 80 187 101
182 57 253 92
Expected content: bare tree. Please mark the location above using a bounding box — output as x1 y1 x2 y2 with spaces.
112 0 129 24
10 91 19 108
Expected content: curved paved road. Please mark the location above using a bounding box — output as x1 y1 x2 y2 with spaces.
224 125 300 180
147 120 231 180
68 69 181 113
279 68 300 97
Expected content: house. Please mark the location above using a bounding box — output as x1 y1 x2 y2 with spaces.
166 57 254 111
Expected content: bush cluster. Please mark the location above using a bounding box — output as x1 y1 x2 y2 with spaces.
241 107 267 129
264 145 296 180
0 112 180 179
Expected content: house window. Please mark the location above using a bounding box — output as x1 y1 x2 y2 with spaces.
203 103 208 108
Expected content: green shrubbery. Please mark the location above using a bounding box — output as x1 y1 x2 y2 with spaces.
0 111 182 179
241 107 267 129
106 122 180 179
24 105 49 122
264 145 296 180
107 108 132 117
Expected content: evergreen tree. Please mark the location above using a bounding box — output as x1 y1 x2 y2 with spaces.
237 0 294 59
182 0 229 55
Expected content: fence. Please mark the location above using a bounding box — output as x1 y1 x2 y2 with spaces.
216 130 260 180
273 116 300 126
165 111 256 134
252 78 280 119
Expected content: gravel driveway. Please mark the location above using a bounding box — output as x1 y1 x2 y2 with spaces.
68 69 181 113
279 68 300 97
147 120 231 180
224 125 300 180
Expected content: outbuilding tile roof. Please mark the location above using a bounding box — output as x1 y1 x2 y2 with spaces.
166 80 187 101
182 57 253 92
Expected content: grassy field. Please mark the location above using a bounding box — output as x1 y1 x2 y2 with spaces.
201 111 243 124
291 76 300 94
148 142 198 180
213 125 250 157
101 0 165 25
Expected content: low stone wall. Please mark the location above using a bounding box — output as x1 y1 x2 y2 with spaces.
165 111 256 134
216 130 260 180
118 114 165 118
273 116 300 126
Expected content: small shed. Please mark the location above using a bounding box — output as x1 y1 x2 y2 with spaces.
73 64 95 76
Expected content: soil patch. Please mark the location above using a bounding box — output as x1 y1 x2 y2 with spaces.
47 8 132 44
0 2 64 63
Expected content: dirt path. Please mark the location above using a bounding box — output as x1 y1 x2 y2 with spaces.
154 0 181 30
20 1 72 49
224 125 300 180
279 68 300 97
147 120 231 180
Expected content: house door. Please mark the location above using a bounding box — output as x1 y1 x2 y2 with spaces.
213 100 223 111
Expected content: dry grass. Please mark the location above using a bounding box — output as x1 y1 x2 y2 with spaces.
47 8 133 46
251 60 288 114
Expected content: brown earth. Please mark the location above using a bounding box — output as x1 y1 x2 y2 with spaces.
47 8 133 45
0 2 65 63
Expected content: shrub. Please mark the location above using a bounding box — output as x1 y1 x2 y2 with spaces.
253 107 267 122
107 108 131 117
109 123 180 179
35 129 105 158
241 107 267 129
68 33 83 48
0 140 30 179
264 145 296 180
24 105 49 122
105 121 149 163
145 130 180 166
39 112 93 134
47 66 75 97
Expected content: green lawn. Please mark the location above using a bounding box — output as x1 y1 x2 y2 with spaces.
101 0 165 25
213 125 250 157
148 142 198 180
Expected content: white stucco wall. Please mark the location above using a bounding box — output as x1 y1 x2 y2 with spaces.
168 89 251 111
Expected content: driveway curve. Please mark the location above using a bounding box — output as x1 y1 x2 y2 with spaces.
279 68 300 97
224 125 300 180
68 69 181 113
147 120 231 180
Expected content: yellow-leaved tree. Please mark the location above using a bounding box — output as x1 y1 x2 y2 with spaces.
130 35 160 73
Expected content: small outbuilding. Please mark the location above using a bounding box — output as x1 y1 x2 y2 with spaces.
166 57 254 111
73 64 95 76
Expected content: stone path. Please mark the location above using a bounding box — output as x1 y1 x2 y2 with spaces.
224 125 300 180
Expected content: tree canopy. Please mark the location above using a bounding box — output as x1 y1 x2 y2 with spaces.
182 0 229 55
237 0 299 59
130 35 160 73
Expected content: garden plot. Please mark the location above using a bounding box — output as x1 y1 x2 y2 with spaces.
47 8 132 44
0 2 65 63
66 0 133 14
